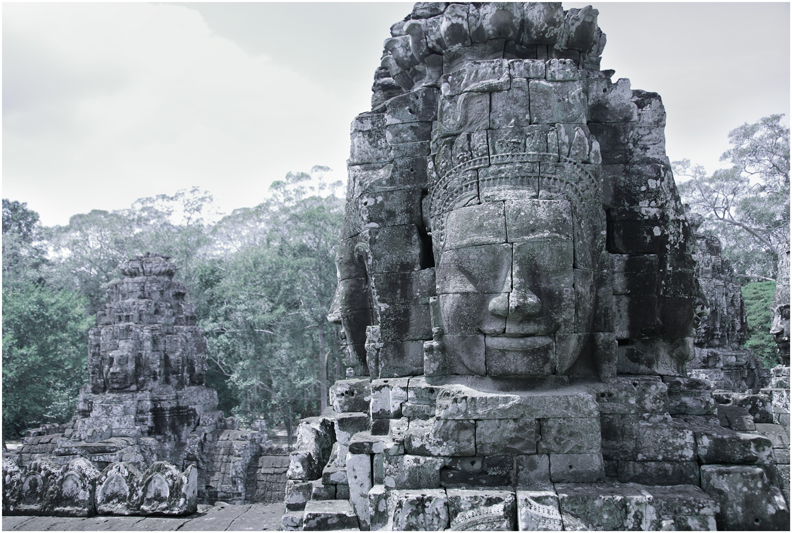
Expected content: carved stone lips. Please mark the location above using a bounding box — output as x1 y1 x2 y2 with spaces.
485 335 553 351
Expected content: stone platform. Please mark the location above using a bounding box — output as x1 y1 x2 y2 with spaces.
2 502 287 531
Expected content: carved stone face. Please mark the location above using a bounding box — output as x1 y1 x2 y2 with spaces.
435 196 593 377
106 342 136 391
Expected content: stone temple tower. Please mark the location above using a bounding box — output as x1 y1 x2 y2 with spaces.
282 3 791 531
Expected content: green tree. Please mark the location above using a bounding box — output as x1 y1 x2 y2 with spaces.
676 114 790 280
2 200 92 439
742 281 779 367
47 188 216 314
200 169 344 444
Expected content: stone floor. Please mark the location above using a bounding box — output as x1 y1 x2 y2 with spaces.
2 503 286 531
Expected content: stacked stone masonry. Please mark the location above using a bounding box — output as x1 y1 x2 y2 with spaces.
287 2 791 531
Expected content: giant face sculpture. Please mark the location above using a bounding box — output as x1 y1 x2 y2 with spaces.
429 158 603 379
104 340 137 391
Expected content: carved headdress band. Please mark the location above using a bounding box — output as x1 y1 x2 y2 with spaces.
428 152 601 249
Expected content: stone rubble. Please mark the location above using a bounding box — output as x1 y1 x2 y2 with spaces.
285 2 791 531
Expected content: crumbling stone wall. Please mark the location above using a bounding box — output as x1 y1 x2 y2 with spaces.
284 3 790 531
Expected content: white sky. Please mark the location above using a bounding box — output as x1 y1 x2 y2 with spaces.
3 1 790 227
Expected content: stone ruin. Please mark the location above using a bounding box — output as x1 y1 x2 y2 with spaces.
2 253 290 517
283 2 791 531
687 228 767 392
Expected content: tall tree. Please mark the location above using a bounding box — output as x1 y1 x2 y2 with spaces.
676 114 790 280
2 200 92 439
47 188 216 314
199 169 344 443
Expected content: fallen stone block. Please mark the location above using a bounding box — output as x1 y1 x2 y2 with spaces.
700 464 790 530
302 499 360 531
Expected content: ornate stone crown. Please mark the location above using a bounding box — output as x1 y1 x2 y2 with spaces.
428 152 601 249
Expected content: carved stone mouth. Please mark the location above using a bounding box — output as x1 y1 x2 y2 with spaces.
485 335 553 351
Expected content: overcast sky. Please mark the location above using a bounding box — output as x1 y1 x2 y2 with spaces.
3 1 790 227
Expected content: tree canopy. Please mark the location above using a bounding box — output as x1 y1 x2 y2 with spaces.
2 168 344 443
676 114 790 281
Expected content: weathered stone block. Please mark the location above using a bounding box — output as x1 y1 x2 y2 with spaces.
441 59 509 96
509 58 546 79
516 454 551 487
695 426 773 465
377 341 425 378
384 455 446 490
556 483 651 531
435 243 511 295
302 499 360 531
322 465 349 486
443 334 487 376
357 188 423 229
446 489 516 530
48 458 101 517
405 418 476 456
616 461 699 486
718 404 756 431
517 490 563 531
549 454 604 483
364 225 424 274
437 91 490 137
624 421 696 462
284 479 312 511
587 78 638 124
538 417 600 454
311 479 335 501
444 202 507 249
134 462 197 516
335 413 371 448
646 484 718 531
330 378 371 414
440 455 514 488
368 484 389 531
545 58 578 81
346 452 373 529
529 80 586 124
732 392 774 423
588 376 668 415
490 79 531 129
95 462 141 515
385 87 439 124
477 419 539 455
370 378 409 419
281 510 304 531
391 489 449 531
350 114 392 165
700 465 790 530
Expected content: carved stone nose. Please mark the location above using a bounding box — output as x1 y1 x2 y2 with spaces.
509 288 542 318
488 275 542 319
